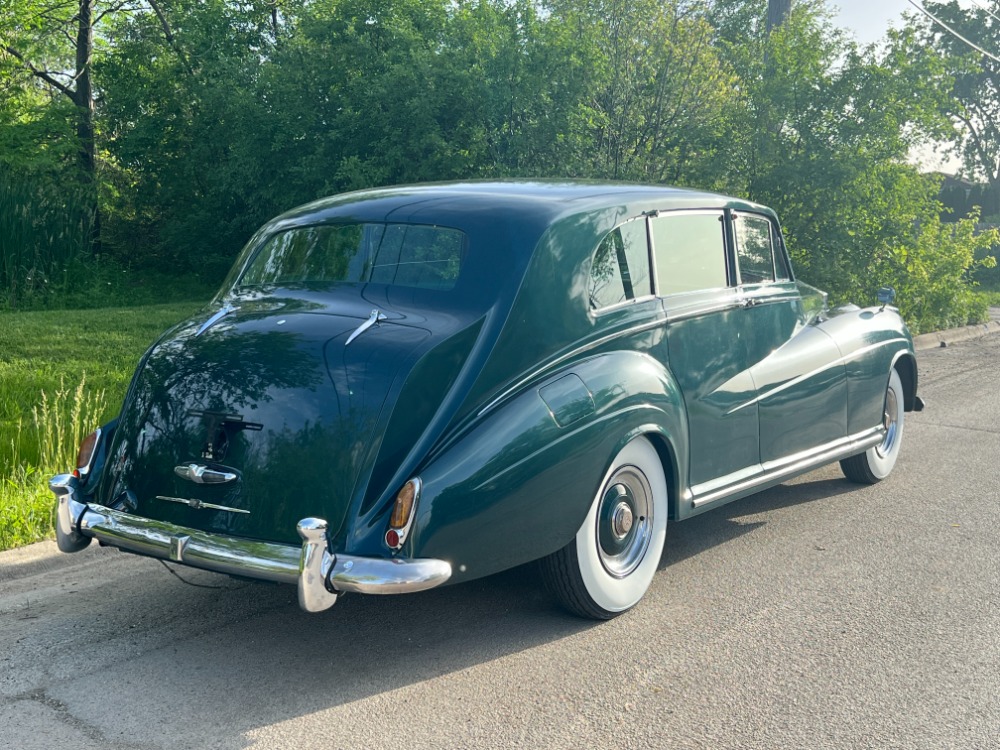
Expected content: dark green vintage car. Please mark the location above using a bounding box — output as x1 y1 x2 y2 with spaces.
52 182 923 618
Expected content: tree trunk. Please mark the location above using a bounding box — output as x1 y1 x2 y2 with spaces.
766 0 792 34
73 0 101 253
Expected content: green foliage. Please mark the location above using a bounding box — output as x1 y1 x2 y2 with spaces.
0 460 55 551
0 376 108 551
905 1 1000 187
712 2 990 330
888 208 998 334
0 177 93 307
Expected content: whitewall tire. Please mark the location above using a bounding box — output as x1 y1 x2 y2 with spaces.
841 368 905 484
541 436 668 619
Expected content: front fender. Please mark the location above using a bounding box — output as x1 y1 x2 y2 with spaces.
405 351 688 585
819 306 916 434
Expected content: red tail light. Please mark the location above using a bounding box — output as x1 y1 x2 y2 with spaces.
75 428 101 477
385 477 421 550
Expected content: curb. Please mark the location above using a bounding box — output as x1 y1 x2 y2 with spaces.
912 319 1000 351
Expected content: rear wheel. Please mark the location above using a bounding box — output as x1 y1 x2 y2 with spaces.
541 437 668 619
841 368 905 484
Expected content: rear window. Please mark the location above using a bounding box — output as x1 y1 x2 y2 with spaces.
238 223 466 291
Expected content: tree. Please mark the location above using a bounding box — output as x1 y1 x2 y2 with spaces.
98 0 284 272
906 1 1000 197
709 0 992 329
546 0 736 183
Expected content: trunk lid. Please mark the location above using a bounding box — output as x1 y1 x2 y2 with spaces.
98 297 439 545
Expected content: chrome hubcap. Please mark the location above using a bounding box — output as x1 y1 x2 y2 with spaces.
877 386 899 458
612 502 634 538
596 466 653 579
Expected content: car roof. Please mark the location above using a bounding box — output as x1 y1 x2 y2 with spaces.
269 180 774 232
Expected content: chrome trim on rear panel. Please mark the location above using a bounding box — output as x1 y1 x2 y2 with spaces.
173 463 238 484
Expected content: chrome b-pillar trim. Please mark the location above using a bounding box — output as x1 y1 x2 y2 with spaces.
296 518 338 613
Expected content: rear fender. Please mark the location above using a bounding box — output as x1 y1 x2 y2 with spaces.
399 351 687 585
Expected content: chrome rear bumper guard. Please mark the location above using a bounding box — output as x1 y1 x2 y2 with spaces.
51 474 451 613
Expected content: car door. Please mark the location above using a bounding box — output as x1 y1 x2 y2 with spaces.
649 210 761 495
731 211 848 465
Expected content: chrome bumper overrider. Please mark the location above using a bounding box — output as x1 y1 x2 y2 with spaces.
50 474 451 613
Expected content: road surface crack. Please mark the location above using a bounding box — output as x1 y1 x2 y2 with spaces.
919 421 1000 435
6 688 146 750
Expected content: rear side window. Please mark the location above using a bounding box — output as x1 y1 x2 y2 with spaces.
649 212 727 294
588 220 652 311
734 214 781 285
239 222 466 291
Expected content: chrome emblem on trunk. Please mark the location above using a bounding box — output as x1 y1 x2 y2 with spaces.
174 463 237 484
155 495 250 515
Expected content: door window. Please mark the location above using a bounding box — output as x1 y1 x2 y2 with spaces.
734 214 782 285
649 212 728 295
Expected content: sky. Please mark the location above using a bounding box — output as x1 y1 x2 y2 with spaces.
830 0 914 47
830 0 980 47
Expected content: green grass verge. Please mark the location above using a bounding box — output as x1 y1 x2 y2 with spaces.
0 302 202 550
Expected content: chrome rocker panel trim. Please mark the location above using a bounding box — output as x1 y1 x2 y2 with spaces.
50 474 451 613
689 425 885 509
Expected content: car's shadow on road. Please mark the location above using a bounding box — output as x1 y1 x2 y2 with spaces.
662 475 860 568
38 472 866 748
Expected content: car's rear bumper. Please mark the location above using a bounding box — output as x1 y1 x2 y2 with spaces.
51 474 451 612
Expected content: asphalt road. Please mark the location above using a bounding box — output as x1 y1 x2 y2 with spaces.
2 333 999 750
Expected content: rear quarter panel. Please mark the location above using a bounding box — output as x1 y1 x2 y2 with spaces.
407 351 687 585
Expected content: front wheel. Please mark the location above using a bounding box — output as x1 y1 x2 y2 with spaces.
841 368 905 484
540 437 668 619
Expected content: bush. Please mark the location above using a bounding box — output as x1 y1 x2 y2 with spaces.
889 209 998 334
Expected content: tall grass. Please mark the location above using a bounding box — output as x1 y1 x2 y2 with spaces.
0 177 94 309
0 376 107 551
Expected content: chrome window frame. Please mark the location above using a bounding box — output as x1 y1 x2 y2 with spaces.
731 211 778 287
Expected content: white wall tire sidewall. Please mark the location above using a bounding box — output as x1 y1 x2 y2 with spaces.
575 437 668 614
866 369 905 479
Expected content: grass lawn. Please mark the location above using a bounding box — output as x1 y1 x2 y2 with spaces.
0 302 203 549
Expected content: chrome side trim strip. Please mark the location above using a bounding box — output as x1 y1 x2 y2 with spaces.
50 475 452 613
689 464 762 498
662 299 742 324
690 426 884 508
